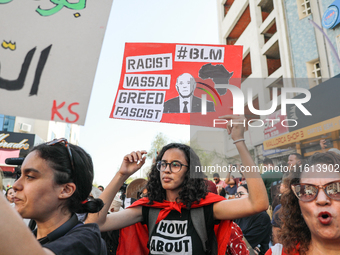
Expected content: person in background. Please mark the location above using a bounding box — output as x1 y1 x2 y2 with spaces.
320 139 340 155
213 172 227 188
261 158 283 209
234 184 271 255
0 138 107 255
0 169 4 195
271 171 290 245
98 186 105 192
5 187 15 204
266 152 340 255
203 174 218 194
225 164 245 186
225 175 238 199
86 115 269 254
287 153 303 171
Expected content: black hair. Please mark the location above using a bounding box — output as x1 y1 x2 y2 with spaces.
213 173 220 178
98 185 104 190
289 153 303 161
31 141 104 214
219 187 226 198
263 157 274 165
239 184 248 192
5 187 13 199
146 143 207 208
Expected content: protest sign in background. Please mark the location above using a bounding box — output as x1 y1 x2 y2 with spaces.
0 0 113 125
110 42 243 127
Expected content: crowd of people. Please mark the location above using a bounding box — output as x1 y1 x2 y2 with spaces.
1 116 340 254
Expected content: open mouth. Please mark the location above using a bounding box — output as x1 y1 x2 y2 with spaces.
318 211 332 225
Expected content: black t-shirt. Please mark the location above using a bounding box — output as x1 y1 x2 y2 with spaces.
234 211 271 255
142 204 216 255
43 223 107 255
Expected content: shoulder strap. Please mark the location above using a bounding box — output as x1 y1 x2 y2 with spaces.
242 236 256 255
148 208 161 238
190 207 208 252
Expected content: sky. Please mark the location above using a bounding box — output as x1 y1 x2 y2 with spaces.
78 0 221 186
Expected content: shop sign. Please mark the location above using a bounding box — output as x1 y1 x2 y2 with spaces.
262 145 290 157
0 132 34 150
322 1 340 29
263 115 340 150
264 109 289 139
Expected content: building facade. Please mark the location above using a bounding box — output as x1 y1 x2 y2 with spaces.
204 0 340 166
0 116 80 187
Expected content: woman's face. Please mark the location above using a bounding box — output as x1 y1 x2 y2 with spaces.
299 164 340 241
236 186 248 199
159 148 188 194
12 151 64 220
6 188 15 203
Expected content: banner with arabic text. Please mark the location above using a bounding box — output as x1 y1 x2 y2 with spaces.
0 0 113 125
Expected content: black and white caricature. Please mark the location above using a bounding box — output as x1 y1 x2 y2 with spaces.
163 73 215 113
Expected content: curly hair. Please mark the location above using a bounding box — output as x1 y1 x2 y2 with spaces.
146 143 207 208
279 152 340 255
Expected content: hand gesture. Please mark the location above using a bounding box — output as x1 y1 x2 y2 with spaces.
118 150 147 177
320 139 327 149
218 115 246 141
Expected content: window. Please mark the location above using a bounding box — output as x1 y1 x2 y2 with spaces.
224 0 235 17
312 62 321 79
301 0 311 15
306 59 322 88
297 0 311 19
0 115 15 132
0 115 4 131
226 5 251 45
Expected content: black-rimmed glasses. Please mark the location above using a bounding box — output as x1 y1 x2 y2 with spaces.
46 138 75 173
156 160 188 173
291 181 340 202
235 192 247 198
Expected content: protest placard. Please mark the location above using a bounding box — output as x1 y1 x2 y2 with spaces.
110 43 243 127
0 0 113 124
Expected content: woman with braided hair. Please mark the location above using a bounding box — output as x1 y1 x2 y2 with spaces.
0 138 107 255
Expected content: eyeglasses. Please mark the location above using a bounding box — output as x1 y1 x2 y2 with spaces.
235 192 247 198
156 160 188 173
46 138 75 173
291 181 340 202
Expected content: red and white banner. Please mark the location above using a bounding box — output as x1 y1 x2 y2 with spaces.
263 109 289 139
110 43 243 127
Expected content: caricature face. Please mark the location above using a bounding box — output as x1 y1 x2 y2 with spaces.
176 73 196 98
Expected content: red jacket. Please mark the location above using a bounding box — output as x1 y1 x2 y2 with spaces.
116 193 247 255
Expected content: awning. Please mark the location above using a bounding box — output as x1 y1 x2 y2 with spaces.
0 165 15 173
0 148 20 172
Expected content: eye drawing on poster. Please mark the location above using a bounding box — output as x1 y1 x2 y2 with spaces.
0 44 52 96
163 72 216 114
